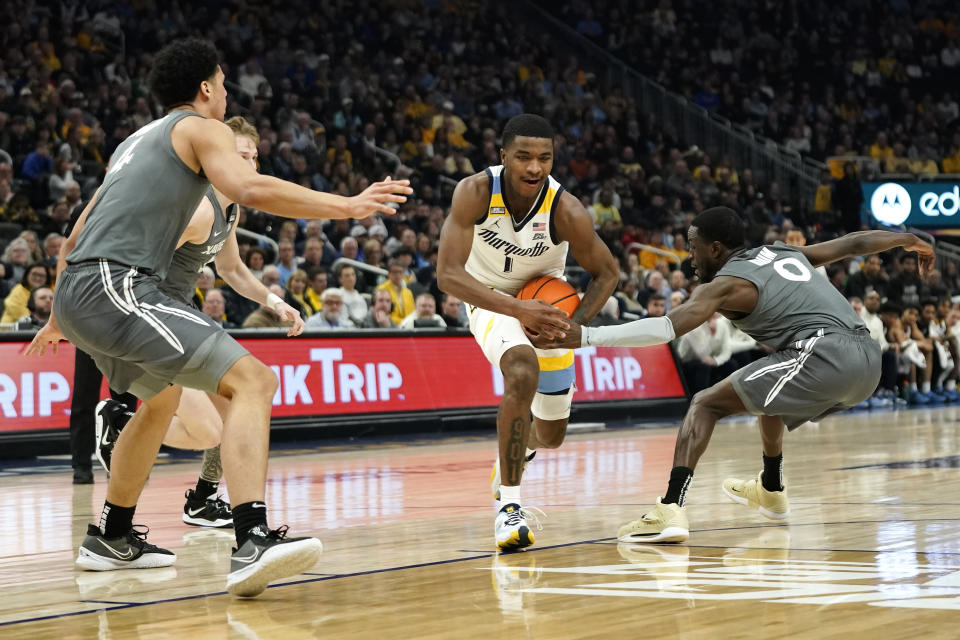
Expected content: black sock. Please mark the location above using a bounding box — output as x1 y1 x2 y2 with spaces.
762 454 784 492
663 466 693 506
99 501 136 538
232 501 268 547
194 477 219 500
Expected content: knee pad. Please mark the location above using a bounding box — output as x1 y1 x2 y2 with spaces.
532 387 574 421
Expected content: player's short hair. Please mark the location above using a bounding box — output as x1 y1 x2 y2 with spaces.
649 293 666 303
148 38 220 110
225 116 259 145
690 207 745 250
502 114 554 149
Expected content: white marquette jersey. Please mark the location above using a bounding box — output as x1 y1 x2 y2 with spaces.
464 165 568 295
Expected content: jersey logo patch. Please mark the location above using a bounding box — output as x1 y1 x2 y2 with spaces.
749 247 777 266
533 222 546 231
532 233 546 241
491 207 506 215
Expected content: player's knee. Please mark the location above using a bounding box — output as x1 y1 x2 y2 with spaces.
690 388 720 414
536 423 567 448
145 385 182 416
219 356 276 400
500 349 539 398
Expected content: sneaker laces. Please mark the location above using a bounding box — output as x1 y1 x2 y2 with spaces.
266 524 289 541
126 524 159 551
505 506 547 531
208 496 232 514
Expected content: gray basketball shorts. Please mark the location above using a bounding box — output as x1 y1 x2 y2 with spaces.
55 260 250 399
730 327 881 430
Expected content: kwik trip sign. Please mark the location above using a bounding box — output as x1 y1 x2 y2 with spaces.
863 181 960 228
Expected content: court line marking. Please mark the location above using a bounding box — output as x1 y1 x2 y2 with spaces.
0 537 612 628
587 541 960 558
7 515 960 628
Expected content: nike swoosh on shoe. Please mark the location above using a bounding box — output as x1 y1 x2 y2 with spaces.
96 538 134 560
233 548 262 564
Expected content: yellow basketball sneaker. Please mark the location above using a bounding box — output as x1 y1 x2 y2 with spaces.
617 498 689 543
721 472 789 520
495 503 545 551
491 451 536 500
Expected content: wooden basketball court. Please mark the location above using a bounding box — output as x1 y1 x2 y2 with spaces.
2 406 960 638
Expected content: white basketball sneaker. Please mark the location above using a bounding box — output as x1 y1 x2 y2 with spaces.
494 503 545 551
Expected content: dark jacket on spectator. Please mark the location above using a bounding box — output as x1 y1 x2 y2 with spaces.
887 272 925 308
844 271 888 301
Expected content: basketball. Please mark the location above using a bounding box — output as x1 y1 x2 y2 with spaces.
517 275 580 317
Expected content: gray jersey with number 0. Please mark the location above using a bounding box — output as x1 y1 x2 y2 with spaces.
714 243 865 350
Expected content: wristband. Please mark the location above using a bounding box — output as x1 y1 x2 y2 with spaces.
267 292 284 308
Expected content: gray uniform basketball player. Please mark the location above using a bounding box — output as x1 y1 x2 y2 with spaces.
537 207 935 543
92 116 304 530
26 38 410 597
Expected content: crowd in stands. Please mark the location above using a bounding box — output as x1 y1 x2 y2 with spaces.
551 0 960 176
0 1 958 405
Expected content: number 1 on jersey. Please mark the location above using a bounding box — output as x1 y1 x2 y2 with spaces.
504 256 514 273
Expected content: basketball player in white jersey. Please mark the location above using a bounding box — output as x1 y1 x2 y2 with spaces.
438 114 619 550
93 116 306 530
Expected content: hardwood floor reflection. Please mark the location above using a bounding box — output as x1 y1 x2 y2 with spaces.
3 406 960 638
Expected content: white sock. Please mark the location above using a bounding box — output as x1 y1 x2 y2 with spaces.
948 380 957 391
922 381 931 393
910 382 918 392
499 485 521 505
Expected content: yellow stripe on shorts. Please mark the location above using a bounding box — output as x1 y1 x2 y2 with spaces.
481 316 495 346
538 350 574 371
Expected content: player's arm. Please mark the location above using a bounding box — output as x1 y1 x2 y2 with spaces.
213 220 304 336
798 231 935 274
437 174 569 339
25 188 101 356
544 276 748 349
553 191 619 325
187 118 412 220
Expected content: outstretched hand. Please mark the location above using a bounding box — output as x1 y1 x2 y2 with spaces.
906 237 936 275
273 300 305 337
25 322 66 357
348 177 413 218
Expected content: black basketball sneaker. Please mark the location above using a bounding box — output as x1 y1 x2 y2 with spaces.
94 399 134 473
225 525 323 597
76 524 176 570
183 489 234 528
